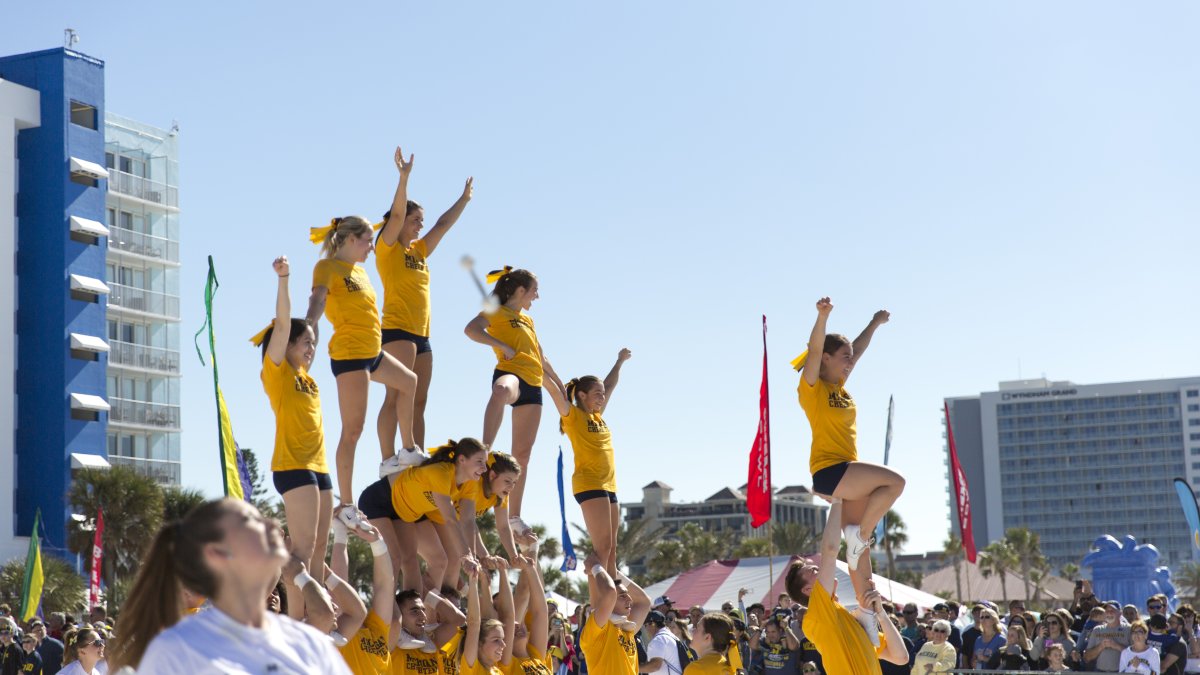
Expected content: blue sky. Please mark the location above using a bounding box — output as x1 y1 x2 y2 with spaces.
6 2 1200 560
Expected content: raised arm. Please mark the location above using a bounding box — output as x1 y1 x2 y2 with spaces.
586 552 618 627
431 591 468 648
423 177 473 255
617 569 652 627
801 298 833 386
493 500 523 563
362 526 395 624
542 360 572 418
600 349 632 412
519 556 550 657
464 567 483 667
867 587 909 665
816 500 842 593
324 562 368 640
265 256 292 365
434 493 481 575
849 310 889 369
379 147 414 247
494 560 516 666
465 314 516 359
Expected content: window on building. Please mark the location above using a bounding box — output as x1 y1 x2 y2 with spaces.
69 172 98 188
70 100 98 129
1190 404 1200 412
1189 390 1200 398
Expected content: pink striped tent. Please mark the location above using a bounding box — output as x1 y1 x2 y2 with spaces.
642 555 944 612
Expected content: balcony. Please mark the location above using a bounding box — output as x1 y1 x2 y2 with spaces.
108 456 181 485
107 340 181 375
107 283 180 319
108 226 179 264
107 170 178 208
108 397 181 430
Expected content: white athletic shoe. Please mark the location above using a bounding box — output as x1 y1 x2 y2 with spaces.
380 447 427 478
853 607 881 647
844 524 873 571
396 628 427 651
335 503 371 533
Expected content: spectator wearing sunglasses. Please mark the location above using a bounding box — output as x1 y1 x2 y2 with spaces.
899 604 921 643
1149 596 1171 619
1148 615 1186 675
1121 620 1160 675
58 628 104 675
18 634 42 675
912 620 957 674
1033 614 1078 669
0 623 23 675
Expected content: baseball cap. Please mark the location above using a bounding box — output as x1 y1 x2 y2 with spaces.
646 610 667 626
652 595 673 607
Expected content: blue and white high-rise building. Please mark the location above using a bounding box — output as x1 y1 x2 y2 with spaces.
946 376 1200 570
0 47 182 564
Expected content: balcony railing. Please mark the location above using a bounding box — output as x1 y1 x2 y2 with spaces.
108 225 179 263
107 456 181 485
107 283 180 319
107 340 181 374
108 397 181 429
107 170 178 208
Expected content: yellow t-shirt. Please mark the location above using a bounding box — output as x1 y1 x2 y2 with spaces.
803 580 885 675
580 615 637 675
797 377 857 474
392 645 442 675
377 237 431 336
391 462 464 524
564 406 616 494
261 355 328 473
485 306 543 387
442 629 465 675
313 258 382 360
339 611 392 675
460 655 506 675
686 653 731 675
457 477 509 518
507 646 554 675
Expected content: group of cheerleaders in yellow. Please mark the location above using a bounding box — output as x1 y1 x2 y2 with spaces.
254 144 910 675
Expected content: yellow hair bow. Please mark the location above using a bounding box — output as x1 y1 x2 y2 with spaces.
309 218 339 245
372 220 385 232
487 452 497 468
790 350 809 372
486 266 514 284
249 322 274 347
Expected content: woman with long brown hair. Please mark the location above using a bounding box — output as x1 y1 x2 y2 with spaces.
107 498 349 674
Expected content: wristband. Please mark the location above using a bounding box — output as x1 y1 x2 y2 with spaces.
330 630 349 647
425 590 443 609
591 564 605 577
325 575 344 592
293 571 315 589
332 523 349 545
370 538 389 557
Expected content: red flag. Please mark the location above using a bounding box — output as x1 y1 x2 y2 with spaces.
945 403 977 563
89 508 104 608
748 316 772 528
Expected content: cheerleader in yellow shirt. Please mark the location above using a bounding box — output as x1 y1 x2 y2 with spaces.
457 452 533 570
332 520 396 675
375 147 474 452
544 349 632 578
504 556 553 675
253 255 332 623
360 439 485 593
796 297 904 572
464 267 552 532
461 561 515 675
307 206 423 534
581 550 651 675
687 613 735 675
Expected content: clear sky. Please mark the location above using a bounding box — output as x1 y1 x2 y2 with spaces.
6 2 1200 561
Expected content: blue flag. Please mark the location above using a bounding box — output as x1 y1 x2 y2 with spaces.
1174 478 1200 554
875 395 895 544
557 447 577 571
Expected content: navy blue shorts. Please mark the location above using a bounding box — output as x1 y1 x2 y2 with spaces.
382 328 432 354
273 469 332 495
358 478 400 521
812 461 850 496
493 369 542 407
331 353 384 377
574 489 618 504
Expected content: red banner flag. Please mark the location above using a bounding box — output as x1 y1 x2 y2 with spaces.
748 316 772 528
945 402 977 563
89 507 104 608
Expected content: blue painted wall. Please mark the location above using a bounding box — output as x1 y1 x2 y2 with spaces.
0 48 107 555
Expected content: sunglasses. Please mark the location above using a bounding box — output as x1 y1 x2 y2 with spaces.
86 639 105 648
931 628 948 634
1149 604 1164 610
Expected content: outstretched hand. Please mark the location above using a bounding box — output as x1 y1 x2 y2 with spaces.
872 310 890 325
816 297 833 316
617 348 632 362
461 177 474 202
395 146 414 175
273 255 289 277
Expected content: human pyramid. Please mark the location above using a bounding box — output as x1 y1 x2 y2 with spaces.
103 147 910 675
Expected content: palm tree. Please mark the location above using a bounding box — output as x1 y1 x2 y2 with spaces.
67 467 164 594
733 538 773 558
1176 562 1200 602
1005 527 1047 603
0 556 87 616
979 540 1017 604
944 534 965 601
1060 562 1080 581
772 523 819 556
162 486 208 522
879 510 908 578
